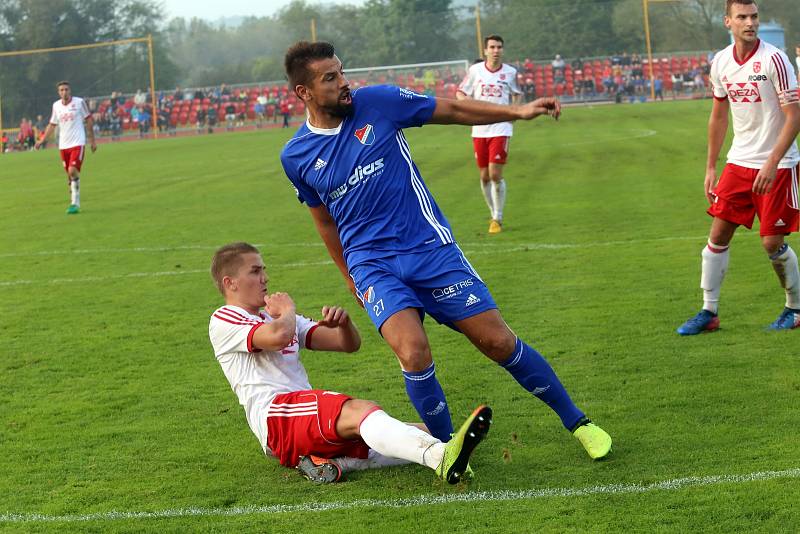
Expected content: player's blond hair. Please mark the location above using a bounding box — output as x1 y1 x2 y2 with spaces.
211 242 260 294
726 0 756 15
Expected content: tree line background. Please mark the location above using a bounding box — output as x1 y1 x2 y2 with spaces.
1 0 798 124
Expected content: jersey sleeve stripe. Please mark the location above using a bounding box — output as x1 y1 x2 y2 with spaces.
304 324 319 350
218 307 254 321
212 314 260 326
246 323 264 352
771 54 788 91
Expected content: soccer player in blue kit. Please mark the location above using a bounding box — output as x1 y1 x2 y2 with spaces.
280 41 612 461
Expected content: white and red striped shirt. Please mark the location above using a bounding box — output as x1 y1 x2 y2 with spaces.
709 39 799 169
49 96 90 150
208 305 318 452
458 62 522 138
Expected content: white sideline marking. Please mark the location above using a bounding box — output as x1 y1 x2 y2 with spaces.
0 261 334 287
556 128 657 147
1 467 797 523
0 234 747 287
0 232 719 260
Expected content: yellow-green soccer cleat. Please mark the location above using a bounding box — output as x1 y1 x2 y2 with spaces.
436 405 492 484
573 422 612 460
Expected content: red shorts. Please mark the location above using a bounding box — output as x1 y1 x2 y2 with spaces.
708 163 799 236
266 390 372 467
473 136 509 168
60 146 85 174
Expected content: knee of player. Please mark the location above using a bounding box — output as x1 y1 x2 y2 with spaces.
761 236 785 256
477 331 516 361
395 345 433 372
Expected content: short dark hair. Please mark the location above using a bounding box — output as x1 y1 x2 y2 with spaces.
284 41 336 89
726 0 756 15
56 80 70 89
211 242 260 294
484 35 504 48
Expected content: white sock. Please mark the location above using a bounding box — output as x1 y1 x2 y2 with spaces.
491 180 506 222
359 410 444 470
70 178 80 207
481 180 494 218
701 241 729 314
769 244 800 309
334 449 412 473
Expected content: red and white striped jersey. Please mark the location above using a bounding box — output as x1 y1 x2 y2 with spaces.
49 96 90 150
458 62 522 138
208 305 318 452
709 39 799 169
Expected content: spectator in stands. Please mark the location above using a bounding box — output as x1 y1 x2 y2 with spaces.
631 54 643 77
33 115 47 148
693 69 706 95
620 52 631 68
1 131 8 153
255 94 268 128
108 107 122 140
571 56 583 71
653 76 664 101
220 83 231 98
551 54 565 83
196 107 206 134
671 71 683 98
173 86 183 101
207 105 218 133
194 88 205 101
225 102 237 131
18 118 35 150
582 74 596 99
682 70 694 94
138 107 151 138
523 58 533 73
603 65 614 94
280 98 291 128
134 89 146 106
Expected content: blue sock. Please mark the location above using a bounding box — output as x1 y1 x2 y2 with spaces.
500 338 585 431
402 363 454 442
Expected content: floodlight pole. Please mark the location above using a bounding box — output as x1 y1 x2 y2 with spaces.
311 19 317 42
475 5 483 60
147 34 158 139
0 89 4 156
643 0 682 100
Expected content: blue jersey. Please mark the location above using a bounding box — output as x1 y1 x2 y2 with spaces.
280 85 455 269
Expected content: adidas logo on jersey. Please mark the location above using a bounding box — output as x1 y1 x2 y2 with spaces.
465 293 481 307
775 219 786 227
314 158 327 171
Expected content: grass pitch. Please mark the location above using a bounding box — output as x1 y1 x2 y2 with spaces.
1 100 799 532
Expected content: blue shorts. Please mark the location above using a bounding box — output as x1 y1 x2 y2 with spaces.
349 244 497 332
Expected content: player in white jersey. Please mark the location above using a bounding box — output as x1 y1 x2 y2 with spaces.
208 242 492 484
457 35 525 234
35 81 97 215
677 0 800 335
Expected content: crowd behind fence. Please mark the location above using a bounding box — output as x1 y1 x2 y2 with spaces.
2 50 715 152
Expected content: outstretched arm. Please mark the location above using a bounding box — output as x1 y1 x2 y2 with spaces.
429 96 560 125
308 205 361 304
34 124 55 149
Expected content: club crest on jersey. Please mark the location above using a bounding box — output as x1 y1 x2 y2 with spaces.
363 286 375 304
725 82 762 103
753 61 761 73
354 124 375 145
